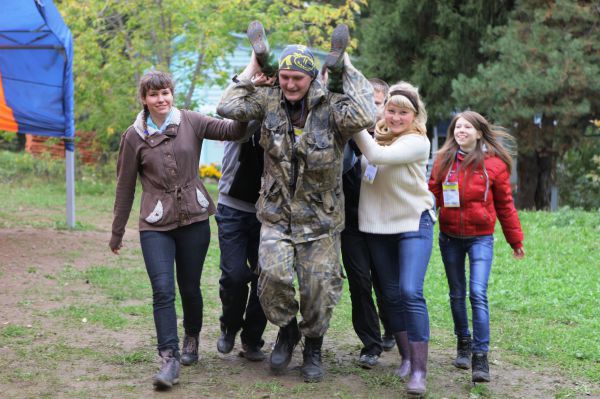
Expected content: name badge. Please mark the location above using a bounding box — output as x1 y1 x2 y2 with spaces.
443 181 460 207
363 162 378 184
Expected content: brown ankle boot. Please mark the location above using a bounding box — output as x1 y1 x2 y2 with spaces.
406 341 428 396
393 331 411 379
180 333 199 365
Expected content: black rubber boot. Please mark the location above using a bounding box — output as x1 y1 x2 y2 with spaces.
393 331 411 379
472 352 491 382
322 24 349 93
217 323 237 354
269 317 300 373
247 20 278 76
152 349 180 390
406 341 428 397
180 333 199 366
239 341 266 362
301 336 324 383
453 336 472 370
382 333 396 352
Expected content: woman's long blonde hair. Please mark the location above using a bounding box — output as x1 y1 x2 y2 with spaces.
375 81 427 145
432 110 515 183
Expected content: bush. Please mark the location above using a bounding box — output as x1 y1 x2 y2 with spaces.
558 138 600 210
0 150 116 190
199 163 222 181
0 151 64 183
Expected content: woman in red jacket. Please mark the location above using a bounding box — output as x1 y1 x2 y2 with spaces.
428 110 525 383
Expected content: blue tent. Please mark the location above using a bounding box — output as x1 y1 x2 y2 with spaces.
0 0 76 226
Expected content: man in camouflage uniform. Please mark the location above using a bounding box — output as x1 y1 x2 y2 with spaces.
217 22 375 382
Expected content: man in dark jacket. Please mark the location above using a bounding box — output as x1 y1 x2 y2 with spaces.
215 120 267 362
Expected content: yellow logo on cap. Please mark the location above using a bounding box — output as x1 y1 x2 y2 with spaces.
279 51 315 74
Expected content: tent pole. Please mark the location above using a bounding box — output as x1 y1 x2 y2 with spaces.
65 139 76 228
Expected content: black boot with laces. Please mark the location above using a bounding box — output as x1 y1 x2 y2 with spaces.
269 317 300 373
301 336 324 382
472 352 491 382
453 336 471 370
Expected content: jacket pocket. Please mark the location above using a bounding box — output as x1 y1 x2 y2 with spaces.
145 200 163 223
260 117 287 161
140 192 175 226
256 177 283 224
196 188 209 210
186 182 214 217
304 130 335 171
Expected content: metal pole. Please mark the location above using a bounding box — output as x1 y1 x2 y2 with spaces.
65 140 76 228
550 185 558 212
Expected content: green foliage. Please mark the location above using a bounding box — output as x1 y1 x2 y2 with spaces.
357 0 512 122
59 0 252 152
0 151 64 183
558 137 600 209
452 0 600 153
56 0 366 155
259 0 367 52
450 0 600 208
0 150 115 187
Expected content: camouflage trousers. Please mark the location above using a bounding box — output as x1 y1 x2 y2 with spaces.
257 226 344 338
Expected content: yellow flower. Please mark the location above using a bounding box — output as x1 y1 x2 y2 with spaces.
199 163 222 180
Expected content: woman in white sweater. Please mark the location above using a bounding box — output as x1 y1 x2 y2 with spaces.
352 81 435 397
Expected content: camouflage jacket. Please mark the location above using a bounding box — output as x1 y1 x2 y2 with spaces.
217 65 375 242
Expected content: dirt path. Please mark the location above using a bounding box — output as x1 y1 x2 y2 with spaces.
0 226 595 399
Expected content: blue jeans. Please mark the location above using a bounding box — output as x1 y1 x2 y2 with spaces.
140 220 210 353
215 203 266 346
366 211 434 342
439 232 494 352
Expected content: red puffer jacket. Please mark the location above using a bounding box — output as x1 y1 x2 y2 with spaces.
429 154 523 249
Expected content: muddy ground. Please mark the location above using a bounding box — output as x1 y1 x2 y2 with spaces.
0 224 596 399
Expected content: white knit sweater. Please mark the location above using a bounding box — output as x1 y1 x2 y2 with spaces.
353 129 435 234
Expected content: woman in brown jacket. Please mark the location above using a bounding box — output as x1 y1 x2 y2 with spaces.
109 71 247 389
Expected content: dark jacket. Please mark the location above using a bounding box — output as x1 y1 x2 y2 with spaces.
217 120 264 212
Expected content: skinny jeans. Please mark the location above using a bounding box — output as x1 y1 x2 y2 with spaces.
139 220 210 353
439 232 494 352
365 211 433 342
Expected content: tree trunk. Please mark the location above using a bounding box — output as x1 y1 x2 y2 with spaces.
516 151 538 209
514 117 557 210
516 149 555 210
535 151 553 209
183 34 207 110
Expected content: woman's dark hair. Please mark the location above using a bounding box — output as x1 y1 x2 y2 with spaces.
432 110 515 183
138 71 175 131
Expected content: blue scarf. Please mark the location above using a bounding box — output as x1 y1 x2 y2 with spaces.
145 108 174 135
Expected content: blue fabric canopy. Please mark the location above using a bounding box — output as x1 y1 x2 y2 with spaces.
0 0 74 151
